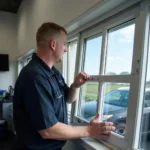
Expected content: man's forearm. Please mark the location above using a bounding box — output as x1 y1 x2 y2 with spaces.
67 84 78 103
39 122 89 140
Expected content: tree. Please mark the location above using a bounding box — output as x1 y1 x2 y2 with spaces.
146 80 150 85
107 72 116 75
120 72 129 75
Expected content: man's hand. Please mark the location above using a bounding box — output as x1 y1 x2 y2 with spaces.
72 72 91 88
88 114 115 138
67 72 90 103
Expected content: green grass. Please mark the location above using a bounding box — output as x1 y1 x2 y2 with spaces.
80 83 150 102
82 83 130 101
83 83 150 101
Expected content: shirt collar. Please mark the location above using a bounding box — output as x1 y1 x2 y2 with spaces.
32 53 55 77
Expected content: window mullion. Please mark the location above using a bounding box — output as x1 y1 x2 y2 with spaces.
67 43 70 85
62 46 68 82
100 29 108 75
71 34 82 123
75 39 87 117
97 29 108 121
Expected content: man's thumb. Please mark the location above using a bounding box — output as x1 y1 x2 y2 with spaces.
94 113 100 121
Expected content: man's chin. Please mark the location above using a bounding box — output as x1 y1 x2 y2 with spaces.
56 59 62 63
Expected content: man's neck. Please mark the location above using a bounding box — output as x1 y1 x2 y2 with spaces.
37 49 55 69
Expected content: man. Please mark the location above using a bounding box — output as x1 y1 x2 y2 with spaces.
13 22 115 150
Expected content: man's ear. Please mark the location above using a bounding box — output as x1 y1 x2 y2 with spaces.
48 40 56 51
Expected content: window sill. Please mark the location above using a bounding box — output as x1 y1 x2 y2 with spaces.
69 123 121 150
71 137 116 150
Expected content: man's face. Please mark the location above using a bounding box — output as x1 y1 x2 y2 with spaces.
54 31 67 63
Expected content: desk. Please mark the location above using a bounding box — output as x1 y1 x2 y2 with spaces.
1 99 13 130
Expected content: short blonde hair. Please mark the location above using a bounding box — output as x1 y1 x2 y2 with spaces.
36 22 67 47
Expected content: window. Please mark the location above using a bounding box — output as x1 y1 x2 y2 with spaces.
105 23 135 75
17 55 33 75
77 34 102 121
63 40 77 85
18 60 23 75
68 1 150 149
63 39 78 122
78 82 99 121
71 3 142 149
76 21 135 139
83 35 102 75
102 83 130 136
67 41 77 86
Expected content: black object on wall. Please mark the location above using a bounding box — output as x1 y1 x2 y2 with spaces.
0 54 9 71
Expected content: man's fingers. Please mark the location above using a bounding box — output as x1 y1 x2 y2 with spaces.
83 72 90 79
80 72 90 80
78 72 86 80
82 72 88 80
100 126 115 131
99 122 114 127
89 120 115 138
100 131 112 135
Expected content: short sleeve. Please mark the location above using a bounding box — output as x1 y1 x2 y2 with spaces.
23 74 57 131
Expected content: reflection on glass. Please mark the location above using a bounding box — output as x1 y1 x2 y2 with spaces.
78 82 98 120
102 83 130 136
139 33 150 150
105 22 135 75
84 35 102 75
78 81 131 136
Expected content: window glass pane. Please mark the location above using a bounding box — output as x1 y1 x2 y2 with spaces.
68 42 77 86
105 22 135 75
62 52 68 82
102 82 130 136
83 35 102 75
78 82 99 120
67 41 77 119
139 30 150 150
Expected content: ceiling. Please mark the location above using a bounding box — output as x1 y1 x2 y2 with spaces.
0 0 22 13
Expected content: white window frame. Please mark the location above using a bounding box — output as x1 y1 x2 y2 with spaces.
63 35 79 82
127 1 150 149
62 34 79 123
17 49 36 75
69 0 150 149
17 60 23 75
17 56 32 75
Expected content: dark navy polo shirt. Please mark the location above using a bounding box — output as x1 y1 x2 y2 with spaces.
13 54 69 150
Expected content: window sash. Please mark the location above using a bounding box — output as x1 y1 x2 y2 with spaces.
71 2 148 150
63 35 79 123
126 3 150 149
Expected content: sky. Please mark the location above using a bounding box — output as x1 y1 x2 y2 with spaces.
83 23 150 81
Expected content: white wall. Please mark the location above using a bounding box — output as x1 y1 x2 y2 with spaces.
17 0 102 72
0 12 17 90
0 11 17 60
0 61 17 90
